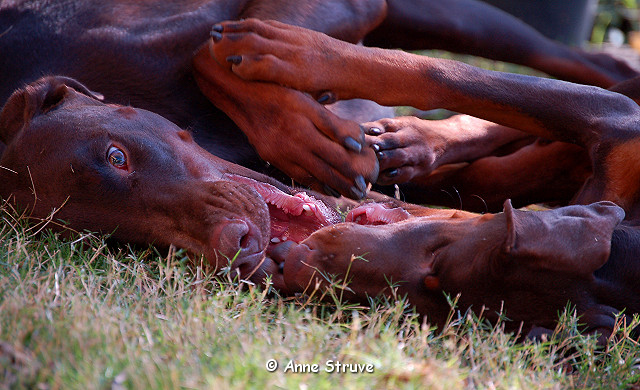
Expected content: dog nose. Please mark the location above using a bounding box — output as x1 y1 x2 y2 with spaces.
211 219 265 270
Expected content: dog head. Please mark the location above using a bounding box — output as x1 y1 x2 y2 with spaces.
0 76 342 286
275 200 625 330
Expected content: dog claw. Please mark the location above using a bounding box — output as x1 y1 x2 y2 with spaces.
367 127 383 135
385 169 399 178
226 55 242 65
344 137 362 153
210 30 222 42
211 24 224 33
355 175 367 194
316 92 336 104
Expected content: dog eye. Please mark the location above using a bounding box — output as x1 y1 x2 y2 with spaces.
107 146 128 169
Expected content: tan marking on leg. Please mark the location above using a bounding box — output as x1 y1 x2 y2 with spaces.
604 140 640 209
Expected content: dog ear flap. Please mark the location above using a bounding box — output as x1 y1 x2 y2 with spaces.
502 199 625 276
0 76 103 144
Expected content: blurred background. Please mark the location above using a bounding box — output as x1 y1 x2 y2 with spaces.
592 0 639 48
404 1 640 118
481 0 638 48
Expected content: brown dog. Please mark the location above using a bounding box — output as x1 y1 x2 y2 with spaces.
0 0 385 199
2 2 640 333
210 19 640 337
0 76 356 289
2 0 638 199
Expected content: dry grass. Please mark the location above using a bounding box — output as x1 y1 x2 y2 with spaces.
2 203 640 389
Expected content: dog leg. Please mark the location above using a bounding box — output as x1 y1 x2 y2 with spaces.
193 50 378 199
401 141 591 211
193 1 388 198
361 115 532 185
211 20 640 213
365 0 639 87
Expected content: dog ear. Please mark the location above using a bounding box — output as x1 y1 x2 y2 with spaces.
0 76 103 144
502 199 625 276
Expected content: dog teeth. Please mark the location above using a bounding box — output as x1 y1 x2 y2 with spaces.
302 204 315 216
270 237 281 244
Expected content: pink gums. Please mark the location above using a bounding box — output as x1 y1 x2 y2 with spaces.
345 203 411 225
228 175 413 246
228 175 341 243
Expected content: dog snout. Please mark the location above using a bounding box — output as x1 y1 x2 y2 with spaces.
211 219 266 271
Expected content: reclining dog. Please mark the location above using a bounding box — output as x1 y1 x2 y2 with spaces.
205 19 640 337
0 76 355 289
2 2 640 336
3 73 635 340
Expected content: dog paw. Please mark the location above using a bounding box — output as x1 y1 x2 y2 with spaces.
364 116 444 185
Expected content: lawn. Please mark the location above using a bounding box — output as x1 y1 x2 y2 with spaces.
2 203 640 389
3 1 640 386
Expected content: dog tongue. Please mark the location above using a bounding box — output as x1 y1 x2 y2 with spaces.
226 175 413 244
227 175 341 243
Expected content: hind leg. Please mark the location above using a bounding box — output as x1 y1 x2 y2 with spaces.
400 140 591 212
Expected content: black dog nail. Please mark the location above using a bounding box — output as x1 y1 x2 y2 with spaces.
368 127 383 135
226 55 242 65
316 91 336 105
350 186 365 199
344 137 362 153
323 185 341 198
212 24 224 33
385 169 399 177
376 151 385 160
317 94 330 104
371 144 381 152
355 175 367 194
210 31 222 42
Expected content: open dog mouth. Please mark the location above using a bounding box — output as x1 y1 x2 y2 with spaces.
227 175 412 284
228 175 341 246
230 176 412 244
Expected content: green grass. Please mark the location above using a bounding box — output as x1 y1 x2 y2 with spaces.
2 203 640 389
